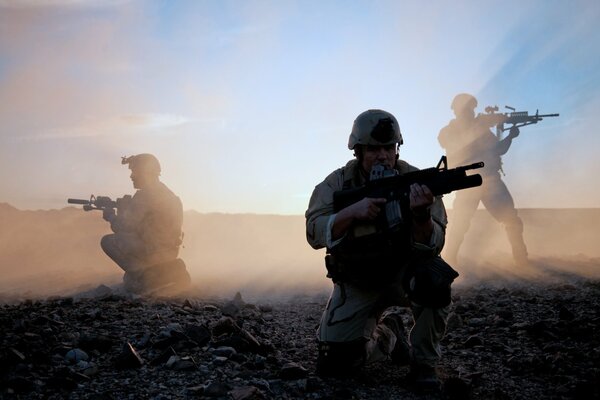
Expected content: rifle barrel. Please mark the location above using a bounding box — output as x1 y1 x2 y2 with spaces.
461 161 484 170
67 198 90 205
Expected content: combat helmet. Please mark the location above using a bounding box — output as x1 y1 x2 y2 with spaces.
121 153 161 175
348 109 403 150
451 93 478 112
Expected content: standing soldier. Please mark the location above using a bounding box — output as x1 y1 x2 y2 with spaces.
306 110 451 392
101 153 190 294
438 93 528 265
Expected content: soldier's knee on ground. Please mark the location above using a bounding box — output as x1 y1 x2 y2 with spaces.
123 258 191 294
380 310 411 365
149 258 190 286
123 270 146 294
408 363 442 392
317 339 366 377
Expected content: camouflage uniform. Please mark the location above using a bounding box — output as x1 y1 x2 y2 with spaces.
438 113 528 263
101 181 185 291
306 158 449 373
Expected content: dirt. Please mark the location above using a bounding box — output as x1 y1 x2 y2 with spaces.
1 276 599 399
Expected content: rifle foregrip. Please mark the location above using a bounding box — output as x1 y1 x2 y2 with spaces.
68 198 90 205
454 174 482 191
429 174 483 195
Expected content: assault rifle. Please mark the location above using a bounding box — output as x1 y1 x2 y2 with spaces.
333 156 483 233
67 195 131 212
479 105 559 138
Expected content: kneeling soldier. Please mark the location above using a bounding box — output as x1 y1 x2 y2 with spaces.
305 110 452 391
101 154 190 294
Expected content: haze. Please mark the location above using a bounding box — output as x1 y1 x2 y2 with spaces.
1 1 599 213
1 205 599 301
1 1 599 300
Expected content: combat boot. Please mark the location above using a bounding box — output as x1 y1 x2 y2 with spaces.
381 311 411 365
506 219 529 266
122 271 146 294
316 340 365 378
407 363 442 393
145 258 191 295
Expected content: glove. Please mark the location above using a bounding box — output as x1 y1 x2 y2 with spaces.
102 207 116 222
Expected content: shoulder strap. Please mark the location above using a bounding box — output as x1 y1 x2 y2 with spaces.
341 159 362 190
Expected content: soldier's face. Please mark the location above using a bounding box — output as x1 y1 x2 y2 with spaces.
360 144 397 172
454 105 475 120
130 168 150 189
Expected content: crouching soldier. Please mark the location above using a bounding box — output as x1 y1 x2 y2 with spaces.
305 110 453 391
101 153 190 294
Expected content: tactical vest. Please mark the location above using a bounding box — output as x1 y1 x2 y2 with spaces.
326 161 413 289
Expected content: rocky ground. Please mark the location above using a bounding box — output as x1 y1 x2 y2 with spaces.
1 278 599 400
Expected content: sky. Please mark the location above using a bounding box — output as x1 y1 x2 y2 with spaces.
1 0 599 214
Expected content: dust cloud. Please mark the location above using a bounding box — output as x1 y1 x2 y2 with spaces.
0 204 328 302
0 203 599 303
445 208 600 286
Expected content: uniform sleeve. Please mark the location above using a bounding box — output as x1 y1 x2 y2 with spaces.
438 125 451 149
305 170 344 250
138 190 183 251
496 135 514 156
438 122 464 163
411 195 448 256
109 187 183 252
110 192 147 233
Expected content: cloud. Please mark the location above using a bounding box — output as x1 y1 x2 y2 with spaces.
120 113 192 131
0 3 145 137
0 0 130 8
17 113 193 141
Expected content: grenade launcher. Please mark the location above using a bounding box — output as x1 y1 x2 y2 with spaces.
333 156 483 231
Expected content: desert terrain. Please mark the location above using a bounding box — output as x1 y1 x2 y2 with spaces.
1 204 599 399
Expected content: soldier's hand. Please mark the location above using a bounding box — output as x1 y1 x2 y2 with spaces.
508 126 520 139
102 207 116 222
350 197 387 221
409 184 433 219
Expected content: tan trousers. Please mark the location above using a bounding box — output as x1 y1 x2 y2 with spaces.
101 233 178 273
318 281 449 367
445 173 528 263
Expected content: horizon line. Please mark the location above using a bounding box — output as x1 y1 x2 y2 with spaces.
1 202 599 216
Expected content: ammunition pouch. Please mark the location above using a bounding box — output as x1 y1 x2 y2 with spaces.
325 230 411 289
402 256 458 308
325 253 399 290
